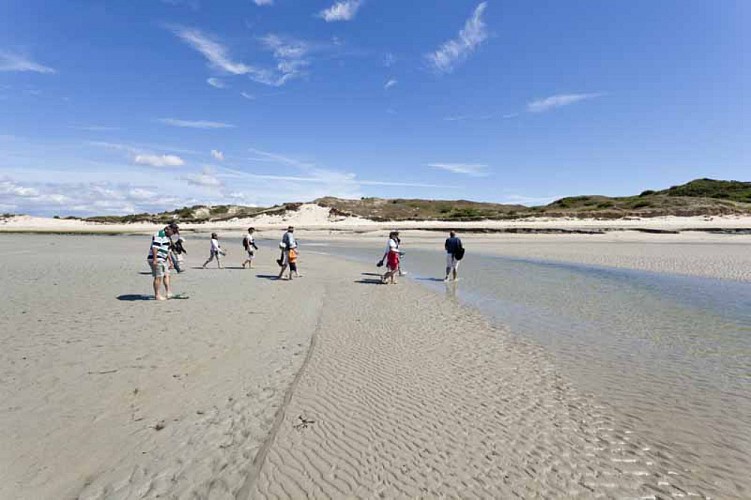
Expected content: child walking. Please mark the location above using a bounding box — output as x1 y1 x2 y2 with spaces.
202 233 226 269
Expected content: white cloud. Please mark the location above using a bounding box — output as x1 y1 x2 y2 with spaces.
184 167 222 188
171 26 316 87
526 93 603 113
443 114 492 122
71 124 121 131
0 179 40 198
384 79 397 90
207 77 226 88
161 0 200 9
159 118 235 129
258 34 311 86
172 27 254 75
319 0 362 22
240 91 255 100
0 51 56 74
211 149 224 161
134 154 185 167
253 0 273 5
426 2 488 73
427 163 489 177
248 147 316 168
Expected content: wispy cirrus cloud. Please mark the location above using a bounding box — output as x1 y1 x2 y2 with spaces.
248 147 315 169
184 167 222 188
443 114 492 122
319 0 362 22
253 0 273 5
207 77 226 88
211 149 224 161
427 162 489 177
384 79 397 90
0 51 56 74
159 118 235 129
171 26 315 87
240 91 255 100
134 154 185 167
161 0 200 9
526 93 603 113
426 2 488 73
258 34 311 85
171 27 253 75
71 124 121 131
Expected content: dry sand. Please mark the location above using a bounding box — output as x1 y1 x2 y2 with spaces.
0 233 736 498
3 203 751 235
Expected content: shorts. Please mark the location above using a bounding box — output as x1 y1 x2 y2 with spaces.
446 253 460 270
152 261 169 278
247 250 255 259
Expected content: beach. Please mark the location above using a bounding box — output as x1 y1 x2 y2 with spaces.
1 231 749 498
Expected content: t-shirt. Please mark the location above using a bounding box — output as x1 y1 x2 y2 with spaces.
445 236 462 255
243 234 255 251
210 238 221 253
148 230 171 263
385 238 398 254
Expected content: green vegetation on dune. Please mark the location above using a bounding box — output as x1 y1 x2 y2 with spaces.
316 197 527 221
660 178 751 202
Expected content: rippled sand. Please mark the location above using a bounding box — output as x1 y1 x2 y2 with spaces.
0 234 732 498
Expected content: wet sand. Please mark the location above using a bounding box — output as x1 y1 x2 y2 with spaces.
0 234 742 498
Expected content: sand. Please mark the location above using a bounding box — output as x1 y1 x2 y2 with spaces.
3 203 751 235
0 233 738 498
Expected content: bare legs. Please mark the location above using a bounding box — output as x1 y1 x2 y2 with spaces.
202 253 222 269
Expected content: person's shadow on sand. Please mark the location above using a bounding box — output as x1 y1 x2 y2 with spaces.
116 294 153 301
355 279 383 285
256 274 280 280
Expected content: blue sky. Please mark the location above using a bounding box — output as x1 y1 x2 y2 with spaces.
0 0 748 216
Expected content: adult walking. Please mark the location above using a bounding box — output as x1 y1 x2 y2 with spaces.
444 230 464 282
277 226 300 280
241 227 258 269
148 222 179 300
379 231 401 284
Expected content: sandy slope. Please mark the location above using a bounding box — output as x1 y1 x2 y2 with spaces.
2 203 751 235
1 234 718 498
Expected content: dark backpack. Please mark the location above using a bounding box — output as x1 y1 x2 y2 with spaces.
454 245 465 260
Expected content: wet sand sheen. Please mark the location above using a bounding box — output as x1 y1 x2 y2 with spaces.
0 234 739 498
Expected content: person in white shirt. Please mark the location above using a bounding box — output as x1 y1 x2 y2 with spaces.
241 227 258 269
202 232 226 269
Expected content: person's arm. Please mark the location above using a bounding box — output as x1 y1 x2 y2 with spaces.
445 239 450 252
151 238 159 265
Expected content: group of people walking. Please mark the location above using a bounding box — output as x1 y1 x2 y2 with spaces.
147 224 464 299
377 230 464 284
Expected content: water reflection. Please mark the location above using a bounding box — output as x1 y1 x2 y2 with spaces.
316 240 751 496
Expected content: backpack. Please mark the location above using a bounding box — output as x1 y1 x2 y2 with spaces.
454 245 465 260
243 236 250 250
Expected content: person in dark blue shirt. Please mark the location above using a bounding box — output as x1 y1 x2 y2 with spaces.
444 231 463 282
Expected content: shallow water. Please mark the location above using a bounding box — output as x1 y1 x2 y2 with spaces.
311 241 751 497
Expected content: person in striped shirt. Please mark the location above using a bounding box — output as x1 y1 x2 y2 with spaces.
148 222 179 300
